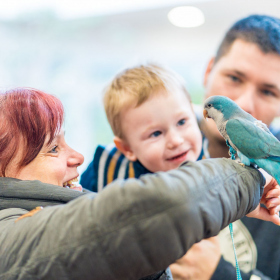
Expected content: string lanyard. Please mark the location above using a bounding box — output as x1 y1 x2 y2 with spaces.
226 140 242 280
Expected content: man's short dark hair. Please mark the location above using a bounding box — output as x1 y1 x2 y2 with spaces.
215 15 280 63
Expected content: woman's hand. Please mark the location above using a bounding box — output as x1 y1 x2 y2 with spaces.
170 237 221 280
247 169 280 225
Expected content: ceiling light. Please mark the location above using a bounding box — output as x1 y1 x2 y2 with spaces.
168 6 205 28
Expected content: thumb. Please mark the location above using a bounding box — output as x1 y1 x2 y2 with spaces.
254 207 280 225
268 213 280 226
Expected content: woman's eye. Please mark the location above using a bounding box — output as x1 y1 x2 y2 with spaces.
150 131 162 138
177 119 186 126
48 145 58 154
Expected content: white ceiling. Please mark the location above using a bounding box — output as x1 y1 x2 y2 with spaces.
68 0 280 62
1 0 280 20
0 0 216 19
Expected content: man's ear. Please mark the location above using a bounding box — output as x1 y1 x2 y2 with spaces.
203 57 215 87
114 136 137 161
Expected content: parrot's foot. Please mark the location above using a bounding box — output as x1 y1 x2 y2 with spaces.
228 151 236 160
227 143 237 160
234 158 245 167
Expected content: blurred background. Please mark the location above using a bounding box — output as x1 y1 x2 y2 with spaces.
1 0 280 173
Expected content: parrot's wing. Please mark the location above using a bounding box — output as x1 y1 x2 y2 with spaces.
226 118 280 160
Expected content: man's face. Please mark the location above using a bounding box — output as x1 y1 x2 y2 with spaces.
204 39 280 140
117 89 202 173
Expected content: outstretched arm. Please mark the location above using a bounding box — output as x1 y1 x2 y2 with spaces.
0 158 264 280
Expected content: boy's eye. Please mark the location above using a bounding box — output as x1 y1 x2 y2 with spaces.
177 119 186 126
150 131 162 138
48 145 58 154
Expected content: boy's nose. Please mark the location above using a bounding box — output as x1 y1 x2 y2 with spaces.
166 133 184 149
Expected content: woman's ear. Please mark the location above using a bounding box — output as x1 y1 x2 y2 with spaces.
114 136 137 161
203 57 215 87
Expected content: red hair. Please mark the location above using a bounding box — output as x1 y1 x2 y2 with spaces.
0 87 64 176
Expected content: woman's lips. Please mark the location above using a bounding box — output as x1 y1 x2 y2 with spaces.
63 178 83 192
167 151 188 163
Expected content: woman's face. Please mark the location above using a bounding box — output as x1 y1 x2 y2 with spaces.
7 130 84 187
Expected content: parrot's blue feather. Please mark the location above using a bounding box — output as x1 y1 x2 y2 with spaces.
266 156 280 162
252 158 280 185
204 95 280 186
226 118 280 159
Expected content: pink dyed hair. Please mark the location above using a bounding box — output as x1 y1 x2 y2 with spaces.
0 87 64 176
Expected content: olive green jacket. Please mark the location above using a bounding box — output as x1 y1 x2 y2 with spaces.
0 159 264 280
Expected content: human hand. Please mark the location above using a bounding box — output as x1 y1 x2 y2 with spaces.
169 237 221 280
246 169 280 225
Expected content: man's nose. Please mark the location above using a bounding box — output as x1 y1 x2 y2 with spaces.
166 132 184 149
233 88 255 115
67 148 84 167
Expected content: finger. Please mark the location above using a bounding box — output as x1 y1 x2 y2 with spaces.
264 178 278 191
266 188 280 198
261 187 280 204
169 263 190 280
270 213 280 226
269 205 280 215
258 207 280 225
265 197 280 209
263 185 279 200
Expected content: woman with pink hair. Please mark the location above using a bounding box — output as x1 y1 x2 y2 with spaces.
0 87 278 280
0 87 83 189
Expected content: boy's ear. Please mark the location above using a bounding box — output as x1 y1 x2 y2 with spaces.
114 136 137 162
203 57 215 87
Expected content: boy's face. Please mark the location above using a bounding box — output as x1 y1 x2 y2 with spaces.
115 89 202 172
203 39 280 141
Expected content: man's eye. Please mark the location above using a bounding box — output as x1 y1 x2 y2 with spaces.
261 89 276 97
48 145 58 153
177 119 186 126
229 75 241 83
150 131 162 138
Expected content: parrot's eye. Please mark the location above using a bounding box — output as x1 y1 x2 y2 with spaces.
207 104 212 108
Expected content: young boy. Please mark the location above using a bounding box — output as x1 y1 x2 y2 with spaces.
81 64 203 192
80 63 280 280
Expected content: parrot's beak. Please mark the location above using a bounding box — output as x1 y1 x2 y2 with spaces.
203 109 209 119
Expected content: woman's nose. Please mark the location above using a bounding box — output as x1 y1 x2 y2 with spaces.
67 148 84 167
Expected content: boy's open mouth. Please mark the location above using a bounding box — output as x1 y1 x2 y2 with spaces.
167 151 188 161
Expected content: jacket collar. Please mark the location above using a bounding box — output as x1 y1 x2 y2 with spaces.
0 177 90 211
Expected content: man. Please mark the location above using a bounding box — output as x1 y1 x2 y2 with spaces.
170 15 280 280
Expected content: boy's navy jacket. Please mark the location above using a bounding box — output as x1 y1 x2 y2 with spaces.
80 144 151 193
